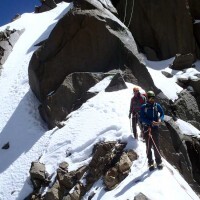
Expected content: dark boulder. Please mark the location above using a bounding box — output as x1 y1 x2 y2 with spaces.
35 0 57 13
39 72 104 129
160 118 200 194
115 0 196 60
190 78 200 95
194 23 200 51
104 151 135 190
161 71 173 78
175 90 200 125
1 142 10 150
105 73 127 92
188 0 200 19
170 53 195 70
185 138 200 184
134 192 150 200
29 0 157 102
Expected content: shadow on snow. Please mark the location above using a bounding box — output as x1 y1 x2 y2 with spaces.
0 90 47 173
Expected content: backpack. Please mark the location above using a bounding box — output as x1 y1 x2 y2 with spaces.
141 91 147 99
138 93 146 104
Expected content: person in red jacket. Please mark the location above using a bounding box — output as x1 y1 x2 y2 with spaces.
129 87 146 139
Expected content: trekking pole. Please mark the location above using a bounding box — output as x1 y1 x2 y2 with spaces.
130 117 132 133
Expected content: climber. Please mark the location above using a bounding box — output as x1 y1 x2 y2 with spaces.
129 87 146 139
140 90 164 171
168 99 178 121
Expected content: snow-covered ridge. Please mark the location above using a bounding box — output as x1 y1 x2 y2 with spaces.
0 2 199 200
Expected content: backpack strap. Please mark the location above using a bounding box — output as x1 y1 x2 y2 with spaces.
153 103 158 118
144 103 158 118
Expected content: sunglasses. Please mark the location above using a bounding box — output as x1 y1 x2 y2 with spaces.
133 90 139 93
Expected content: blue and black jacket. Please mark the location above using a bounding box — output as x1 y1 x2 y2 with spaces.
140 102 164 128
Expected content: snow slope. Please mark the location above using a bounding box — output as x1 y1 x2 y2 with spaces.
0 2 200 200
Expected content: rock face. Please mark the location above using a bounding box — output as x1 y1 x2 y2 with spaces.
175 90 200 127
161 117 200 193
0 28 24 70
28 0 157 102
188 0 200 19
194 23 200 55
39 72 104 129
115 0 198 60
35 0 57 13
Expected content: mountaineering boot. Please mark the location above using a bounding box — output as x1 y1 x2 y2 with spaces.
157 163 163 170
148 163 155 171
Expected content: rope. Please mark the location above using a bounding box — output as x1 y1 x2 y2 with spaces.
164 164 195 200
123 0 135 28
131 127 195 199
127 0 135 28
123 0 128 24
148 127 195 200
148 128 162 158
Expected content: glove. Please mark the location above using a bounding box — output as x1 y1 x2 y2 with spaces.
129 113 131 118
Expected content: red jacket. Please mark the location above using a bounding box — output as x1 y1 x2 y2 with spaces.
129 93 146 114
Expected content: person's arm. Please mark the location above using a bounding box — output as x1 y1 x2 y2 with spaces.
152 103 164 126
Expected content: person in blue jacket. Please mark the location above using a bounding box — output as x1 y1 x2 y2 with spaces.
140 91 164 170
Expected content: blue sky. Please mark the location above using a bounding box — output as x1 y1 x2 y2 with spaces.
0 0 39 26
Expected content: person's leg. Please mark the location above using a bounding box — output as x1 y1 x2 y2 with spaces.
132 114 138 139
151 129 162 165
144 129 153 165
